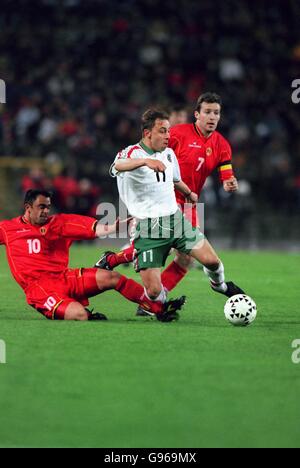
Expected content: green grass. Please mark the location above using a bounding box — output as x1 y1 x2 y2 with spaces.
0 245 300 448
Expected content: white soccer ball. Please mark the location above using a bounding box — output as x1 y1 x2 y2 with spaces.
224 294 257 326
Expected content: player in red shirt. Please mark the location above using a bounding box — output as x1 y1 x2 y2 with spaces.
170 92 237 225
0 190 185 322
164 92 238 278
96 93 244 307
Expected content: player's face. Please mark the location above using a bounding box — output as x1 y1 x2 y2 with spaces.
147 119 170 152
195 103 221 136
26 196 51 226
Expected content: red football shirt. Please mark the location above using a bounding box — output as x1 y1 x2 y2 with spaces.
169 123 234 207
0 214 97 291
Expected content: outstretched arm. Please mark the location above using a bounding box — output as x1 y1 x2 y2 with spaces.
95 217 133 237
59 214 133 239
115 158 166 173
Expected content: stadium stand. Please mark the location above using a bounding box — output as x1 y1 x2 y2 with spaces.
0 0 299 246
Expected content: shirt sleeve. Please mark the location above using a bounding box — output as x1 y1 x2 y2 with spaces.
58 215 97 240
172 152 182 182
110 154 120 178
217 138 234 182
0 225 5 245
110 146 141 177
169 128 182 158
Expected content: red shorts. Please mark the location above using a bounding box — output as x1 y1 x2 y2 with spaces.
25 268 99 320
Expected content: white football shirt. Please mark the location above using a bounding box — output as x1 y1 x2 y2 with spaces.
110 142 181 219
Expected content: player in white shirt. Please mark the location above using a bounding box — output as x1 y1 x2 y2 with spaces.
99 109 245 321
111 140 190 219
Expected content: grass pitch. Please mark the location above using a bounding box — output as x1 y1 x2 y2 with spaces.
0 245 299 448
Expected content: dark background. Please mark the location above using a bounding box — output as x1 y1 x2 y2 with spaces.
0 0 299 248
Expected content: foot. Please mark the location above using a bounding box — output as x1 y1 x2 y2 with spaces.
88 312 108 321
211 281 245 298
156 296 187 322
95 251 114 270
136 305 155 317
86 308 108 320
136 287 169 317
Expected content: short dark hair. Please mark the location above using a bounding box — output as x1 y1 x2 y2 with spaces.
141 109 169 132
24 189 52 206
195 92 222 112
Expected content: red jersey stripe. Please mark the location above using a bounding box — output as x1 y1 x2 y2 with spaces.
127 146 140 158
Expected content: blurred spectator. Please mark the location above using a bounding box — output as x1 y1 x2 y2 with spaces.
169 104 189 127
0 0 299 225
15 99 40 147
75 178 102 217
52 169 80 212
220 180 255 249
22 167 52 194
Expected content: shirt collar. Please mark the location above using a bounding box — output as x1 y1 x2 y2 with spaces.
21 216 30 225
193 123 213 141
139 141 157 155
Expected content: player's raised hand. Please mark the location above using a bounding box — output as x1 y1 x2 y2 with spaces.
96 217 133 236
223 177 239 192
145 159 166 173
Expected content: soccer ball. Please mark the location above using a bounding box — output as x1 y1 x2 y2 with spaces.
224 294 257 326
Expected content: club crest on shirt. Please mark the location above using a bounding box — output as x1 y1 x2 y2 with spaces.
40 227 47 235
167 154 172 163
206 147 212 156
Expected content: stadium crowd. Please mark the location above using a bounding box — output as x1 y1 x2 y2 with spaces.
0 0 299 221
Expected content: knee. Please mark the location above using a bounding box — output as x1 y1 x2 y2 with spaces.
146 285 162 300
74 309 89 321
96 270 121 290
64 303 88 321
109 271 122 288
175 253 193 270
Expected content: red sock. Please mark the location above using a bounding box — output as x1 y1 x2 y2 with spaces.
161 261 187 292
115 275 163 314
108 245 135 268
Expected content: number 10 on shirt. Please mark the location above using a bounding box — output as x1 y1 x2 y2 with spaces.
27 239 41 254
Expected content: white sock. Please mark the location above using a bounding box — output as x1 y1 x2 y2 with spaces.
144 287 167 303
203 262 228 293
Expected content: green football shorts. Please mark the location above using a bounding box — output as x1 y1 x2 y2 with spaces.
133 210 204 271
